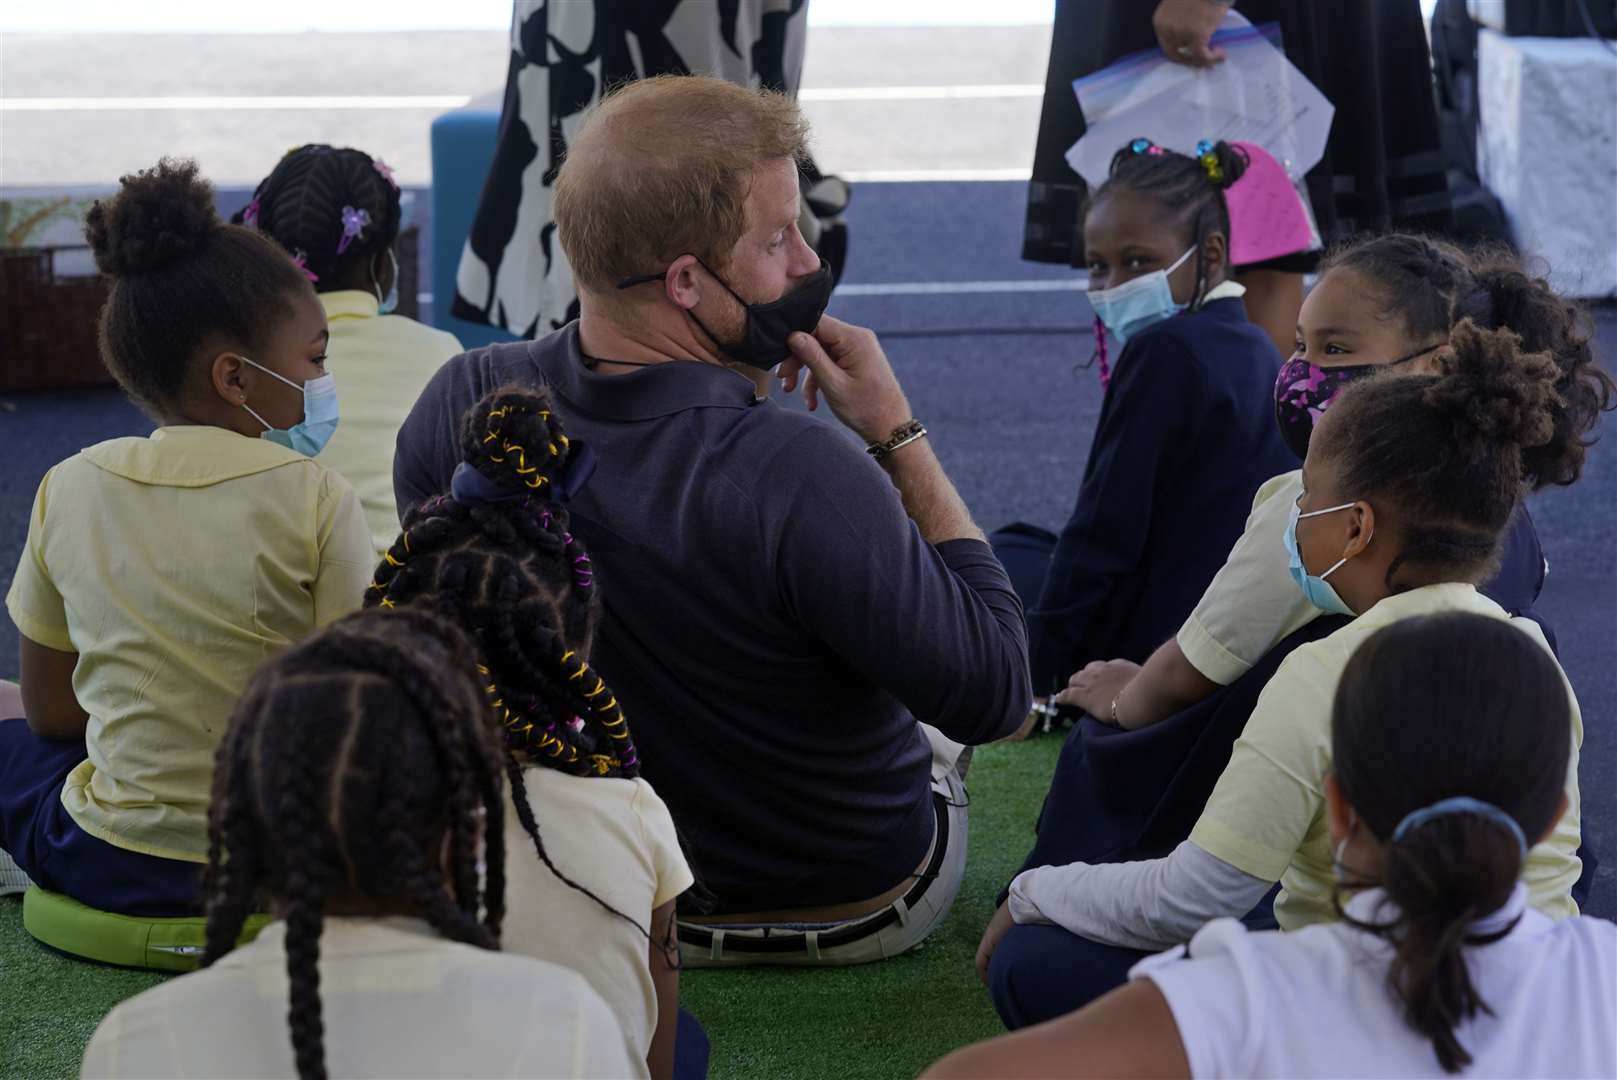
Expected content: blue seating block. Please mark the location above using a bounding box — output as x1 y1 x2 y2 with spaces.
430 93 520 351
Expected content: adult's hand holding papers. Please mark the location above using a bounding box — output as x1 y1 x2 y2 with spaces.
1065 13 1334 194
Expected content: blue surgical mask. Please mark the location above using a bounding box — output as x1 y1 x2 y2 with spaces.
1283 497 1364 616
239 357 340 457
1087 246 1196 346
376 248 399 316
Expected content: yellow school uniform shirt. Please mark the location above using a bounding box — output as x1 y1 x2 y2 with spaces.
4 426 374 862
313 291 462 552
1177 470 1317 685
502 769 693 1061
1188 583 1584 930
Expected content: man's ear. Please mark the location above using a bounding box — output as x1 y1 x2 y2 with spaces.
664 254 705 312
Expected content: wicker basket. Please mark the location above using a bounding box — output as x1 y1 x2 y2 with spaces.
0 227 424 394
0 246 114 393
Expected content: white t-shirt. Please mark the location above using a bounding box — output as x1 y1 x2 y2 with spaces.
1134 885 1617 1079
501 768 694 1060
81 917 642 1079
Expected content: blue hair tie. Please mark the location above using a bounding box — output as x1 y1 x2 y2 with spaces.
450 443 596 506
1392 796 1528 857
450 461 523 505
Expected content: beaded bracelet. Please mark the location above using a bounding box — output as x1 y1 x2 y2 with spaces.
866 419 928 463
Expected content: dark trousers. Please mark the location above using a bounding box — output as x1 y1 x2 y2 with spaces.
674 1007 710 1080
0 717 203 916
988 924 1147 1030
988 892 1281 1030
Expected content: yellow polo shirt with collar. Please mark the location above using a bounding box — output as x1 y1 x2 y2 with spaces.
1189 583 1584 930
1177 470 1317 685
5 426 374 862
315 291 462 553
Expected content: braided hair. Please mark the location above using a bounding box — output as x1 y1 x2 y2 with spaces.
83 157 314 418
1319 319 1563 592
236 144 402 291
365 385 663 939
1323 234 1616 490
1086 137 1250 309
201 607 508 1080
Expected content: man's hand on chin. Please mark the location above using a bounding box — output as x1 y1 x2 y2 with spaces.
777 316 912 445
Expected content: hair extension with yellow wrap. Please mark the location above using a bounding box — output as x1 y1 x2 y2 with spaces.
362 385 668 939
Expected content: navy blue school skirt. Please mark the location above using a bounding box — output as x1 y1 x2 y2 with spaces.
0 718 204 917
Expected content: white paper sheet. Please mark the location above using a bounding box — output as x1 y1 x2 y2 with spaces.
1065 13 1335 190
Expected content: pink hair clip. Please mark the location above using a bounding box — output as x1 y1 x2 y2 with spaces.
372 157 398 190
290 250 319 282
336 205 371 255
241 198 261 228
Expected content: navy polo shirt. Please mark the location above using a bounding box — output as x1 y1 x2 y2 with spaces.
395 324 1031 912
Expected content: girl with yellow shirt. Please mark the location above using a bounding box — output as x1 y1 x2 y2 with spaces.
1060 237 1612 727
1000 239 1608 936
0 159 373 916
237 144 463 553
979 316 1586 1026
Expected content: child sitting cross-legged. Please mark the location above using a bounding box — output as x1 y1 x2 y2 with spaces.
80 607 641 1080
1 159 372 914
366 386 704 1080
930 612 1614 1079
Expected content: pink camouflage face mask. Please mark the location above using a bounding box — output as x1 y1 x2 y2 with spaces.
1272 343 1442 460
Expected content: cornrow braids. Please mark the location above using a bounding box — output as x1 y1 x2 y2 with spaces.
366 385 640 780
1320 319 1563 591
1087 137 1250 307
201 607 507 1080
1324 234 1475 348
1324 234 1617 491
365 385 670 941
237 144 402 288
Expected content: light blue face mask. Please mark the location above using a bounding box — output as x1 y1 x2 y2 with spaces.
1283 497 1365 616
1087 245 1196 346
239 357 339 457
375 248 399 316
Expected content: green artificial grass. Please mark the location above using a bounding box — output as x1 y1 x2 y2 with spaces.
0 737 1061 1080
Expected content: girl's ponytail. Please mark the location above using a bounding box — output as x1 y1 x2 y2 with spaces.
1331 613 1572 1073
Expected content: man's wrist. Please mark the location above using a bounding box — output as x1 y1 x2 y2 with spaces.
866 418 928 463
859 406 915 445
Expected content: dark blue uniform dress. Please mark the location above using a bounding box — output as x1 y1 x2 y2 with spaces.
994 296 1297 695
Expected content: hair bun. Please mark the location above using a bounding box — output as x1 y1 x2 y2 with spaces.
1425 319 1562 460
84 157 220 277
1202 140 1250 190
458 385 576 499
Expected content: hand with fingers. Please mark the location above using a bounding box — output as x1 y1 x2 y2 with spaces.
1152 0 1230 68
1054 659 1141 725
778 315 914 445
976 901 1018 986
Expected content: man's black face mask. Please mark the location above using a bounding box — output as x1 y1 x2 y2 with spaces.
618 257 834 370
